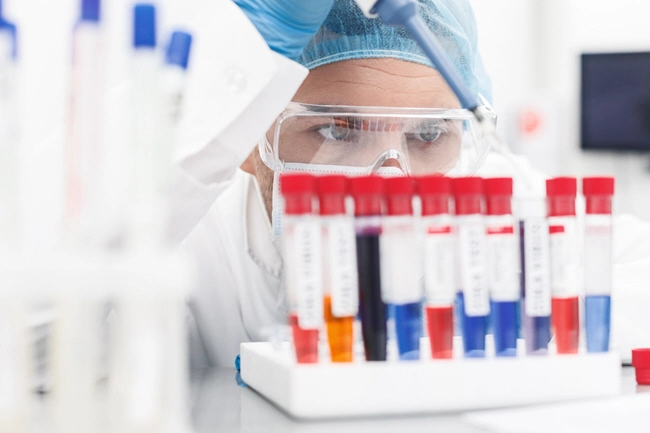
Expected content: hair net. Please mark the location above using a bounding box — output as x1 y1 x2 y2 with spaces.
297 0 492 104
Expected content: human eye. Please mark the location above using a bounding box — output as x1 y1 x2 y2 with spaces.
313 117 355 141
405 120 449 145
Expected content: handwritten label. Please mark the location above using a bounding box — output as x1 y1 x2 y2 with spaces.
487 227 520 302
424 226 455 305
458 220 490 317
523 219 551 317
293 221 323 329
327 218 359 317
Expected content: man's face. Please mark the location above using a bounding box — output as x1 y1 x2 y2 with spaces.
253 58 460 220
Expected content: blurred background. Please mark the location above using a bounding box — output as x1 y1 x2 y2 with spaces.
3 0 650 251
472 0 650 219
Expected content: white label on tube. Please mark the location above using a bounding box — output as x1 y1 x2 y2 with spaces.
523 219 552 317
327 218 359 317
584 217 612 296
457 219 490 317
549 226 570 297
380 217 422 304
294 220 324 329
487 227 520 302
424 226 455 305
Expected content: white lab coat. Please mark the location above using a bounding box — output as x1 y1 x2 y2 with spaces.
175 2 650 368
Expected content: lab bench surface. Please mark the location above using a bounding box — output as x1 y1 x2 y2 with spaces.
189 366 647 433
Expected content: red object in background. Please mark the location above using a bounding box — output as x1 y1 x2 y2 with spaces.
632 348 650 385
426 306 454 359
521 109 542 135
552 297 580 354
289 314 319 364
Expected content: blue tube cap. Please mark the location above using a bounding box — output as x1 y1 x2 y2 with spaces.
133 4 156 48
81 0 100 22
165 31 193 70
0 20 17 60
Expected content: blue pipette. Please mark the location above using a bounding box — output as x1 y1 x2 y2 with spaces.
355 0 537 188
358 0 478 111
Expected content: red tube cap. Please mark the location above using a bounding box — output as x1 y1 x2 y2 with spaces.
418 176 451 216
350 175 384 216
546 177 577 197
385 177 414 216
418 175 452 196
453 177 484 216
281 173 315 215
281 173 316 196
484 177 513 197
547 177 577 217
318 175 348 216
583 177 615 215
582 177 615 196
632 348 650 385
453 177 484 196
484 177 513 216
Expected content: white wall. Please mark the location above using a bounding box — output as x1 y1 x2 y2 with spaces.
471 0 650 219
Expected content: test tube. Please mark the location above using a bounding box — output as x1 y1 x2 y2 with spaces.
546 177 579 354
517 196 552 355
381 177 422 360
318 175 358 363
350 176 387 361
0 18 19 249
65 0 104 239
158 31 192 189
484 178 519 357
453 177 490 358
281 173 323 363
419 176 455 359
130 3 161 248
582 177 614 353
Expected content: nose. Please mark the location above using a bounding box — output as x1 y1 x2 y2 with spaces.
369 149 410 174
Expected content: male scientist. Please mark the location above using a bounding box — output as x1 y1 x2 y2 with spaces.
173 0 650 367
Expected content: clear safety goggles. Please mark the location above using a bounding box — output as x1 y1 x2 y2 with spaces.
259 99 497 176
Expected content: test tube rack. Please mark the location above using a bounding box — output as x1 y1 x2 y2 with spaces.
240 339 621 419
0 251 194 433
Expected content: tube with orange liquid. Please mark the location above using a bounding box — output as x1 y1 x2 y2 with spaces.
317 175 358 363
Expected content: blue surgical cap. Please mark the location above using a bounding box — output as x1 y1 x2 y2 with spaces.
297 0 492 104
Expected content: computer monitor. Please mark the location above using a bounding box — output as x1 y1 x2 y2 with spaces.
581 52 650 151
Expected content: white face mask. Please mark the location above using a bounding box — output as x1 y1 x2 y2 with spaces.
270 162 407 239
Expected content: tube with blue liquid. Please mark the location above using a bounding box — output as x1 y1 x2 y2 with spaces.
484 178 519 357
582 177 614 353
517 197 552 355
453 177 490 358
381 177 422 361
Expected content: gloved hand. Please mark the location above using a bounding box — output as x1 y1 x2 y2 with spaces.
233 0 335 60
